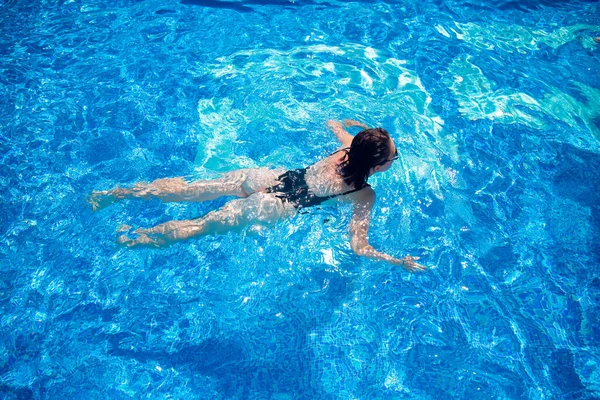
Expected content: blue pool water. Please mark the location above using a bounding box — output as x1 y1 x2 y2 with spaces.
1 0 600 398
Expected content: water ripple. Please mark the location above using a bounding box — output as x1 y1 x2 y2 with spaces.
1 0 599 398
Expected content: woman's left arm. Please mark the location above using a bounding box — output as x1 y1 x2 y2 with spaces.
349 188 426 272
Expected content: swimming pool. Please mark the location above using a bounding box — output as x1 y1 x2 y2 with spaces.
1 0 599 398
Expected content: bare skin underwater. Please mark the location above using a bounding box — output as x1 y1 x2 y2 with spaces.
88 120 426 272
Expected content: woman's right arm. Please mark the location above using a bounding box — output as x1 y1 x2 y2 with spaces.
326 120 353 147
349 188 426 272
326 119 370 147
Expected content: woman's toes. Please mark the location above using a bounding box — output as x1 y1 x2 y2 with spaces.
117 224 132 232
116 234 131 245
88 190 120 211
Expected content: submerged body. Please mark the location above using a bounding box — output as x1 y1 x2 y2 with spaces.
89 120 425 272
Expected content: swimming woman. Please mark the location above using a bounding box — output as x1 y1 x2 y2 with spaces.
89 119 425 272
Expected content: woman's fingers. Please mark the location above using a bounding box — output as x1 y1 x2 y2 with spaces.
406 263 425 272
414 263 427 271
402 256 426 272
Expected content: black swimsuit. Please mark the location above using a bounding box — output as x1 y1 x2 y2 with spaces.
265 149 369 210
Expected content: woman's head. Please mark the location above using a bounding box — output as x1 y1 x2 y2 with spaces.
338 128 397 188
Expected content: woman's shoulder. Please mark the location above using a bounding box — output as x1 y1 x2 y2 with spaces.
337 184 375 205
309 147 348 171
329 146 350 155
354 185 375 200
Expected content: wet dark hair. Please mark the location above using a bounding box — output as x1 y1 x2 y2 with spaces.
338 128 392 188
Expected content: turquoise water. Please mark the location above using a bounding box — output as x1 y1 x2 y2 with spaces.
1 0 600 398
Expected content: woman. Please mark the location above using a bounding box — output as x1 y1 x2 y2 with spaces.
89 120 425 272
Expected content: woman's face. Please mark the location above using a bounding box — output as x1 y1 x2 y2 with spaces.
376 138 397 172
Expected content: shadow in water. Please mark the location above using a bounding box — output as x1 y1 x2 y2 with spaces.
456 0 598 12
180 0 338 12
105 271 353 398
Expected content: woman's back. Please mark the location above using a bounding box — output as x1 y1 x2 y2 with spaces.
303 148 360 198
263 148 368 209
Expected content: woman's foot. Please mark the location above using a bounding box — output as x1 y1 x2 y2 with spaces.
117 229 166 248
88 187 132 211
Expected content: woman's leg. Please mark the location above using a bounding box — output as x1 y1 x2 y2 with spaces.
88 168 283 211
117 192 295 248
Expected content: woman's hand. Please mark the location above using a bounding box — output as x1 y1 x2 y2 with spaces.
343 119 369 129
392 256 426 272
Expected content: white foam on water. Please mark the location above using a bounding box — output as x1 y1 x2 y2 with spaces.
446 22 600 53
195 98 257 173
193 43 460 200
444 54 600 147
